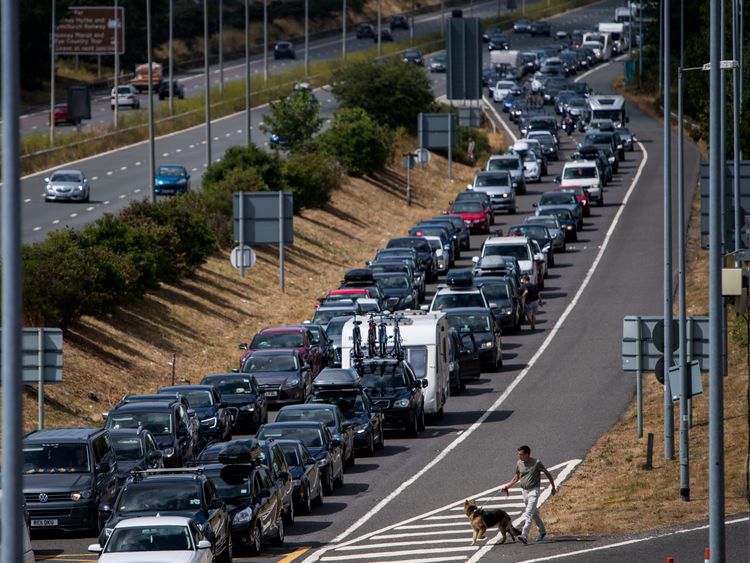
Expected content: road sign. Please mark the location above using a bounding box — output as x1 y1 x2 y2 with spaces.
402 155 416 169
232 192 294 244
230 246 256 270
56 6 125 55
667 360 704 401
417 113 457 149
415 149 430 164
0 328 63 384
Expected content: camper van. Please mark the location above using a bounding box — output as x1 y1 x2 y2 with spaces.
598 22 628 54
582 32 612 61
588 95 627 127
340 311 451 418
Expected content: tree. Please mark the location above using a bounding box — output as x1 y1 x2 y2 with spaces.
260 89 323 152
317 107 392 176
331 59 435 130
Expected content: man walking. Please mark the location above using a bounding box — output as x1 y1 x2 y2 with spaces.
467 137 476 166
520 274 543 330
501 445 556 544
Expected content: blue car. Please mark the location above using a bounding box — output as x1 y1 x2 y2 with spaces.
154 164 190 195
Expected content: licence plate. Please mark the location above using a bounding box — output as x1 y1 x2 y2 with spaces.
31 519 58 527
265 391 278 398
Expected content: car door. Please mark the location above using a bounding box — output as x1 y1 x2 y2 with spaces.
304 331 323 375
459 332 482 378
323 426 343 478
94 434 120 508
254 467 278 538
335 407 354 460
270 445 293 514
203 479 227 552
175 406 196 463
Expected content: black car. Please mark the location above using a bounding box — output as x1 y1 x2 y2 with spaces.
275 439 324 514
159 384 235 447
288 323 336 368
536 207 578 242
373 272 419 311
376 28 394 41
200 373 268 434
307 367 385 456
157 79 186 100
513 19 532 33
104 398 199 468
108 427 164 480
274 403 355 468
530 21 552 36
447 327 481 393
487 32 509 51
99 468 232 562
256 421 344 495
274 41 296 59
402 49 424 65
357 358 426 436
241 349 314 406
370 261 421 303
257 440 296 525
444 307 503 371
355 23 376 39
430 214 471 251
22 427 120 533
475 276 523 334
386 236 437 282
202 441 284 555
389 14 409 30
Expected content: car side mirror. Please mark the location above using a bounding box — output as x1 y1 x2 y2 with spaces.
554 176 561 183
197 540 213 550
239 343 248 351
472 256 479 264
147 450 163 462
420 378 429 388
44 177 50 183
88 544 103 553
532 202 538 208
420 305 429 311
489 302 498 308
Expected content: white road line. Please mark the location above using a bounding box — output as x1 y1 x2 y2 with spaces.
52 220 60 224
92 176 98 181
135 161 142 166
69 213 78 218
106 171 113 176
517 516 750 562
321 546 478 561
374 530 468 539
336 538 475 551
120 166 127 171
24 198 30 203
33 226 41 231
483 97 517 143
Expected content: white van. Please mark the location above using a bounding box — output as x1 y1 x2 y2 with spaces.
341 311 451 417
473 236 543 287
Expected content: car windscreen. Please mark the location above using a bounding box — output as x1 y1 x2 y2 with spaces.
527 132 553 142
387 239 430 253
424 238 442 252
540 194 576 205
483 244 529 261
156 166 185 177
275 408 336 428
111 438 144 462
487 159 518 171
308 393 365 418
451 202 484 213
257 426 325 448
526 216 559 229
50 172 82 182
431 292 486 310
179 390 213 408
447 314 492 333
360 363 408 389
508 225 548 239
204 468 252 501
23 443 90 474
326 317 353 338
117 482 201 513
376 275 410 289
539 208 574 222
474 174 509 187
243 353 299 372
313 309 356 326
105 525 193 553
251 333 304 348
584 134 613 145
206 377 256 396
562 166 597 179
404 347 428 377
107 411 173 436
479 282 511 301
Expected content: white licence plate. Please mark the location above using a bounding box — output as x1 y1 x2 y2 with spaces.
265 391 278 398
31 519 58 527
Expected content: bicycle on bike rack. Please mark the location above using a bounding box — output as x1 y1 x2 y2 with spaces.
366 313 378 358
351 319 365 372
391 314 405 361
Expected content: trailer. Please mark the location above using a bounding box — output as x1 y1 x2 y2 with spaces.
489 50 524 80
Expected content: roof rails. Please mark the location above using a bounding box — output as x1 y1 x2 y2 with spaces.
130 467 204 481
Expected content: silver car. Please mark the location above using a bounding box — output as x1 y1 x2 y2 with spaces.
469 171 516 214
44 169 91 202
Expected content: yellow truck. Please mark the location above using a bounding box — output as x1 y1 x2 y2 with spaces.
131 62 162 93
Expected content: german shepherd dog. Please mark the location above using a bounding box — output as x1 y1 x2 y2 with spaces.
463 499 526 546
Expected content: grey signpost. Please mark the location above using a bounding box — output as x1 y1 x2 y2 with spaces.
417 113 457 179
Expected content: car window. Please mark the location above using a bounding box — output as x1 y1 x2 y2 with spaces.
251 333 305 348
563 166 597 179
276 408 336 428
208 377 256 395
483 243 530 261
117 482 202 512
23 443 90 474
404 347 428 377
112 437 144 462
243 354 299 372
182 390 213 408
108 411 173 436
431 292 486 310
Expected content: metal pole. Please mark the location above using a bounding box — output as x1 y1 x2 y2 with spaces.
114 0 119 128
50 0 56 145
678 66 690 502
447 114 453 179
169 0 174 115
658 0 663 97
1 0 24 558
662 0 674 461
709 0 726 555
279 191 285 291
628 0 632 57
637 316 643 438
305 0 309 76
147 0 156 204
245 0 251 147
97 55 102 78
263 0 268 84
733 0 741 260
240 191 245 278
406 156 412 206
639 1 643 79
38 330 44 429
219 0 224 96
342 0 347 60
204 0 212 166
410 0 415 46
377 0 382 56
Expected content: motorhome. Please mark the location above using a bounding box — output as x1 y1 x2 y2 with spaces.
588 95 627 127
341 311 450 417
598 22 628 54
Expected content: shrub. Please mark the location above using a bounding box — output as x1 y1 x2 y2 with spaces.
317 107 393 177
282 151 341 211
260 89 324 153
202 144 284 189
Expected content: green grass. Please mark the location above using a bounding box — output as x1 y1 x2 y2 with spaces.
21 0 599 175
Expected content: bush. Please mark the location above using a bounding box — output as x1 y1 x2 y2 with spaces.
455 127 492 166
259 90 323 152
202 144 284 189
317 107 393 177
282 151 341 211
331 60 435 130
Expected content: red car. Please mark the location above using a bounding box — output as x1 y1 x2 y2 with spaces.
240 326 324 376
448 200 491 233
49 103 79 126
555 185 591 217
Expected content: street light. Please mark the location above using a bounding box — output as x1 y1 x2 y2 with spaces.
146 0 156 203
219 0 224 96
342 0 347 60
168 0 174 115
263 0 268 83
305 0 309 76
204 0 212 166
50 0 56 144
245 0 251 146
377 0 382 56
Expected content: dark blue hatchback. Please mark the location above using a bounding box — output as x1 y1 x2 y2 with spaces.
154 164 190 195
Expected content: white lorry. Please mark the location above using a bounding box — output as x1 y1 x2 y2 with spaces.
489 49 524 80
341 311 451 417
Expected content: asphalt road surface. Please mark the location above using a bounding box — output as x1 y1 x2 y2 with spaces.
29 0 749 561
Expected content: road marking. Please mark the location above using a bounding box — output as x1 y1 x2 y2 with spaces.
33 226 41 231
119 166 127 171
279 547 311 562
516 515 750 562
135 161 142 166
106 171 113 176
69 213 78 218
309 463 578 562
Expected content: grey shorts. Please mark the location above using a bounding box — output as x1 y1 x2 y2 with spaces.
525 300 539 316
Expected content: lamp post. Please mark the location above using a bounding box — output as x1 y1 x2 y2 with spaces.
146 0 156 203
245 0 251 146
168 0 174 115
304 0 309 76
377 0 382 56
204 0 212 166
113 0 120 127
342 0 347 60
219 0 224 96
263 0 268 83
50 0 56 144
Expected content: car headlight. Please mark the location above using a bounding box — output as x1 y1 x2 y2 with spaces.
70 489 93 501
481 341 494 349
566 225 575 231
393 398 410 408
502 307 513 315
404 295 413 303
240 404 255 411
284 376 301 388
178 179 187 185
354 423 368 434
162 447 175 457
234 507 253 525
201 416 218 428
608 156 615 163
74 185 83 191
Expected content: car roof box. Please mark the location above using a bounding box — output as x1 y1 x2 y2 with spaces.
447 270 475 287
313 368 362 389
218 439 262 465
344 268 374 283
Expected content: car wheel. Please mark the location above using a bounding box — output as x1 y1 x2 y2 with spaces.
324 471 335 495
377 425 385 449
274 517 285 546
366 433 376 457
335 464 344 488
599 197 604 207
345 447 355 468
249 522 263 554
495 352 504 370
407 413 419 437
302 485 312 514
284 498 295 526
561 243 567 253
314 477 324 505
417 408 426 432
549 253 555 267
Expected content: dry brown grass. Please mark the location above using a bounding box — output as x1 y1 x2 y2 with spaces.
8 137 474 433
